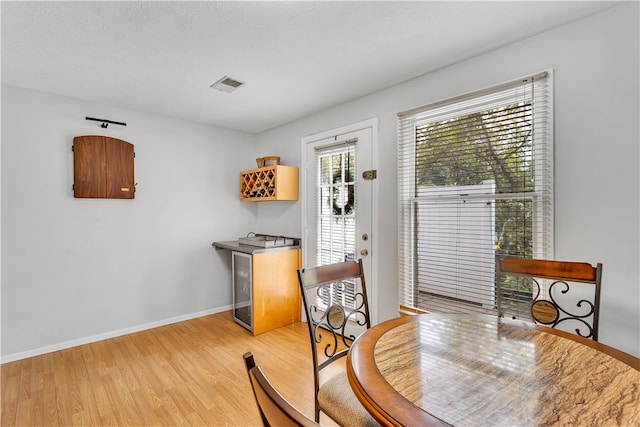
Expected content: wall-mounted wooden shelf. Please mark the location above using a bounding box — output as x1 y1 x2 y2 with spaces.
240 165 298 201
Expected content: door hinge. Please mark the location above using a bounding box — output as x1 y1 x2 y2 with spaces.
362 170 377 180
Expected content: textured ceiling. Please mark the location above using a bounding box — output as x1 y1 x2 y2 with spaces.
1 1 618 133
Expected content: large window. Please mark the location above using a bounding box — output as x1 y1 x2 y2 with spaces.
397 72 553 315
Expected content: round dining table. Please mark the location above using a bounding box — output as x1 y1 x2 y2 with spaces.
347 314 640 427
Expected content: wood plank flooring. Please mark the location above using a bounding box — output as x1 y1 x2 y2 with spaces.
1 311 331 426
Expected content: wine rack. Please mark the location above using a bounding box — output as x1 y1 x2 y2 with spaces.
240 165 298 201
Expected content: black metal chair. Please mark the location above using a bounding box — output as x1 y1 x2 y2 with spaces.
496 257 603 340
243 352 319 427
297 259 378 426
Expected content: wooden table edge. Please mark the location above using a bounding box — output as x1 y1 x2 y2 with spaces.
346 314 639 427
347 315 450 426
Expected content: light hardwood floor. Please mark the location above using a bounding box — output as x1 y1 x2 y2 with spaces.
1 311 335 426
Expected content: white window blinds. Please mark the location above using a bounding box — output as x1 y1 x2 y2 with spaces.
397 71 553 315
315 140 357 266
313 141 358 310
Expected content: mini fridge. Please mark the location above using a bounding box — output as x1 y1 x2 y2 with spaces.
232 251 252 331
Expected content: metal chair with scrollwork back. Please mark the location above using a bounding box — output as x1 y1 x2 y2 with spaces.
496 257 603 341
297 259 378 426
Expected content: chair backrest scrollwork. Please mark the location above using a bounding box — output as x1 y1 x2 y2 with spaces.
497 257 603 341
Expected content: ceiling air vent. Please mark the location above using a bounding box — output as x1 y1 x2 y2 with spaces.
210 76 244 93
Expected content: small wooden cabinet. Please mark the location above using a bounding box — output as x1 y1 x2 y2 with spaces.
232 248 301 335
240 165 298 201
73 135 135 199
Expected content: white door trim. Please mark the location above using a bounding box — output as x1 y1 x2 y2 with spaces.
301 118 379 324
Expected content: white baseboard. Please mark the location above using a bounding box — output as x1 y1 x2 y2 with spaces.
1 305 233 364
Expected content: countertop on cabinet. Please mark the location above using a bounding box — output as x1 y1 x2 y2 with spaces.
212 240 300 255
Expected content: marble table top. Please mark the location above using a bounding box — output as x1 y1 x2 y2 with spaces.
348 314 640 426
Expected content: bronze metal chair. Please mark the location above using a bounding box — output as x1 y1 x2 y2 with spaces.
297 259 378 426
243 352 319 427
496 257 603 340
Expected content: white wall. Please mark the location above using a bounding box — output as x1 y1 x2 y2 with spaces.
256 3 640 356
1 85 258 361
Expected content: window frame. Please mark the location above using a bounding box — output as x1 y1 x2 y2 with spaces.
397 71 554 315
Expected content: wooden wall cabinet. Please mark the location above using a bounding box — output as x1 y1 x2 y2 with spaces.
240 165 298 201
73 135 134 199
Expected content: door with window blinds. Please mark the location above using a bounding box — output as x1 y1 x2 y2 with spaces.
398 71 553 315
303 123 375 323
